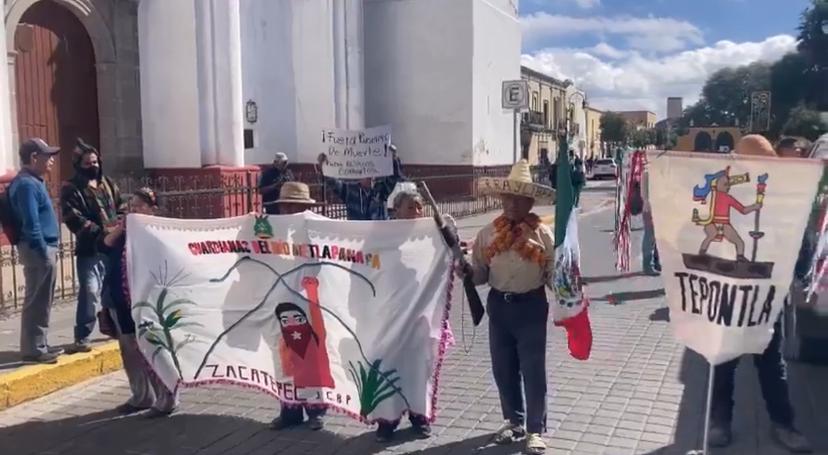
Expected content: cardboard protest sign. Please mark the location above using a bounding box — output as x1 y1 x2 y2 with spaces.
126 212 454 422
320 125 393 179
648 152 822 365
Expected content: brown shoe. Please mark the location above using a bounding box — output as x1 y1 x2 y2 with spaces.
21 352 59 364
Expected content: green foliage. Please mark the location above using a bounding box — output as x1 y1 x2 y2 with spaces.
782 105 828 140
600 112 629 144
135 289 203 379
630 128 657 148
346 359 403 417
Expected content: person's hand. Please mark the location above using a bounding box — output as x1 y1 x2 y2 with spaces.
317 153 328 166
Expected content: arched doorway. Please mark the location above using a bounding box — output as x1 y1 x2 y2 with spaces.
13 0 100 188
694 131 713 152
715 132 735 153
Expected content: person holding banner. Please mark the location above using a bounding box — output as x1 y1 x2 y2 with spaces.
707 135 812 452
100 188 180 418
462 160 559 455
269 181 330 431
317 144 405 221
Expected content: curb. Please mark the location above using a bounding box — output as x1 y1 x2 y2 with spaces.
0 342 122 410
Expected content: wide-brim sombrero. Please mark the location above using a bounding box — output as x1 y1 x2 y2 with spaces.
478 159 556 204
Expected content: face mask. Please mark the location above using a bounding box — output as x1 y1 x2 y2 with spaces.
80 166 99 180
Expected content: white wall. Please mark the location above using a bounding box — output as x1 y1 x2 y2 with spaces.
471 0 521 166
0 15 14 173
364 0 474 166
138 0 201 168
241 0 338 165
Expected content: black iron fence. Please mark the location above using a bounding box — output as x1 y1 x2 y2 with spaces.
0 167 548 315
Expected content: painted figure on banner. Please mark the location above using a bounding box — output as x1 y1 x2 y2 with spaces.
275 277 335 389
686 167 772 279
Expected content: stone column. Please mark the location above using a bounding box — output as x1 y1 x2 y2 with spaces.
195 0 244 167
0 19 15 174
333 0 366 130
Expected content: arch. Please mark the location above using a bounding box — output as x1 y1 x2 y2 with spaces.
715 131 735 153
6 0 116 63
694 131 713 152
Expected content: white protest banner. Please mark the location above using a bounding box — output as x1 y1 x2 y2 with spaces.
320 125 393 179
126 212 454 422
648 152 822 365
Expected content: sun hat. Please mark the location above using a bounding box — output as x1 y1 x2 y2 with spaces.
478 159 556 203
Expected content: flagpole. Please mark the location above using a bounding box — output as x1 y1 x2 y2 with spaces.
688 362 715 455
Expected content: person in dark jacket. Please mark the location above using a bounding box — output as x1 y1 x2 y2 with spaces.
259 152 295 215
101 188 179 417
8 138 63 364
316 144 404 220
59 138 126 353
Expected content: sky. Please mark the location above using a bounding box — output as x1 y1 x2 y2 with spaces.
519 0 811 119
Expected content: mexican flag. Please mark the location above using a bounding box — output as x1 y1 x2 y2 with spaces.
552 141 592 360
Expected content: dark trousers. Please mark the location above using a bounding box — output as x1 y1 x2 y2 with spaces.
378 412 429 431
711 319 794 427
488 288 549 434
280 404 326 423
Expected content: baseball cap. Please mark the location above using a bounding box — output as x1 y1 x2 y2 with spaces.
19 138 60 162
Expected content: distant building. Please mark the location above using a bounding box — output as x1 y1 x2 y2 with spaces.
676 127 742 153
617 111 657 130
667 97 683 120
520 66 569 165
585 106 604 158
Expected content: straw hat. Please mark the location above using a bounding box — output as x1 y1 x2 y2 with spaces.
275 182 320 205
478 160 556 203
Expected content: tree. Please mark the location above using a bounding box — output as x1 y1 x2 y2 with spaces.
796 0 828 110
769 53 811 136
600 112 629 145
630 128 657 148
782 105 827 140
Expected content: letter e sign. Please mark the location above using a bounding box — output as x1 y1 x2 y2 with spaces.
502 80 529 110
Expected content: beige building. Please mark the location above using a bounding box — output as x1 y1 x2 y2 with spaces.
520 66 568 165
618 110 657 130
585 106 603 158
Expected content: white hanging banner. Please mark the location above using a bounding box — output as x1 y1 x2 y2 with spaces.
126 212 453 422
648 152 822 365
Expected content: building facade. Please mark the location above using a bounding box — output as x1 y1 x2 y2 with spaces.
585 106 603 158
519 65 566 165
1 0 521 200
618 110 657 130
667 97 683 120
676 127 741 153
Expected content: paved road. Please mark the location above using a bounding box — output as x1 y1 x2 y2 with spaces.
1 182 826 455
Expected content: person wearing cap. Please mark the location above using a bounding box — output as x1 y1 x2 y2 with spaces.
459 160 557 455
707 134 812 452
8 138 62 363
316 144 404 220
59 138 126 353
259 153 295 215
269 181 329 431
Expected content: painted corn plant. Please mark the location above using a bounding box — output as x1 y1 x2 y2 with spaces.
346 359 405 417
135 263 204 379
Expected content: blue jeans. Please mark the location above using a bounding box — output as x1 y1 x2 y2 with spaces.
642 211 660 273
76 254 108 343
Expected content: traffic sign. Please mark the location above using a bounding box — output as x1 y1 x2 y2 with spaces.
502 80 529 110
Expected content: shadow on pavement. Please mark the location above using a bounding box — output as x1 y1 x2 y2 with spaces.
592 289 666 304
0 350 24 371
583 272 646 284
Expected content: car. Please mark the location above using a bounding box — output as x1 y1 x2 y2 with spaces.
807 133 828 160
590 159 617 179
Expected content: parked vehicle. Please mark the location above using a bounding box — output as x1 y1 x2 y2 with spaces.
590 159 617 180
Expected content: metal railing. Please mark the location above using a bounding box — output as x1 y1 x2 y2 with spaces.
0 167 548 315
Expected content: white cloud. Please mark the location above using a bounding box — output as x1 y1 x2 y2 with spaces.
521 35 797 118
521 12 704 53
530 0 601 8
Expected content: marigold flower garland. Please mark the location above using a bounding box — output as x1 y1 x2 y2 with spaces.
485 214 546 266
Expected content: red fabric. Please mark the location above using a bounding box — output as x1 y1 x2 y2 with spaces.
712 192 748 223
554 306 592 360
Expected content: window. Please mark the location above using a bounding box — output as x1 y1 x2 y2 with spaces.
532 91 539 111
543 100 549 126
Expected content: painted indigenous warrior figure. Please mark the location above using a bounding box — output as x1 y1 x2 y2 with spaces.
275 276 335 389
692 166 762 261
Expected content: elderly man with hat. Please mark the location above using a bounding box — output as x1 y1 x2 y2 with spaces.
273 182 321 216
7 138 63 364
259 152 295 215
461 160 556 455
